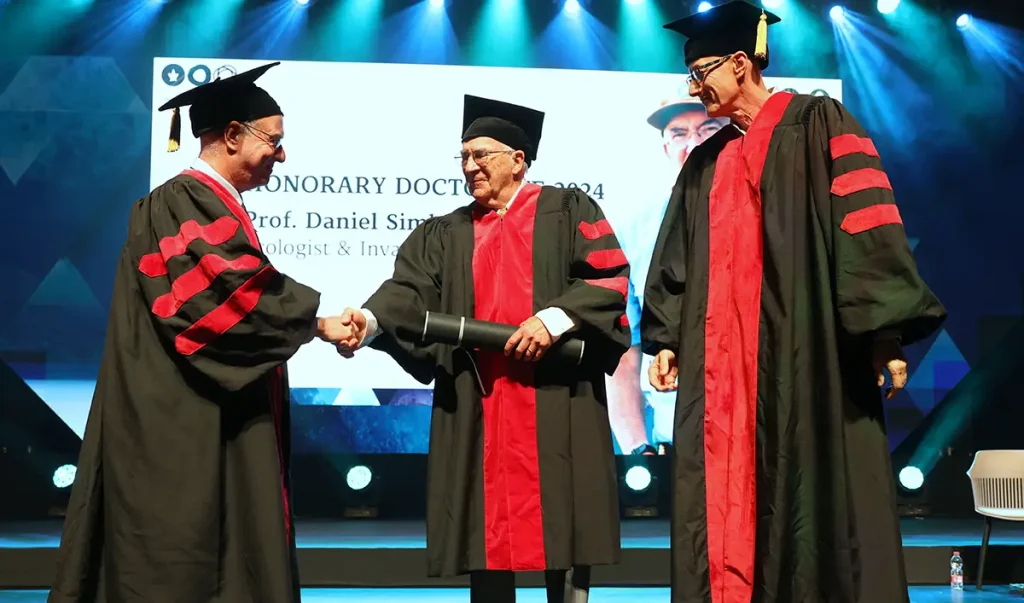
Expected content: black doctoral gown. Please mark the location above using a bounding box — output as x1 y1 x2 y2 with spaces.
48 168 321 603
641 93 947 603
363 184 631 577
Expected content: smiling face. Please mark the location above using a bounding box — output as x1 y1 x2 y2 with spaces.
460 136 526 205
662 110 728 171
224 114 286 192
687 52 751 118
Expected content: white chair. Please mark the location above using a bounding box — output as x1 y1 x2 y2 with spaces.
966 450 1024 590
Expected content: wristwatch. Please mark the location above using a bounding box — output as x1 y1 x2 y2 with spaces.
630 443 657 456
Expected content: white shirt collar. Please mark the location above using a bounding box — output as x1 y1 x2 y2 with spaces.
503 180 528 211
190 157 243 205
733 88 778 136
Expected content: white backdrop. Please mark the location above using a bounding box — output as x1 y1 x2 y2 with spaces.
151 58 842 391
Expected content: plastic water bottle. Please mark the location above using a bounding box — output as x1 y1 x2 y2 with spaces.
950 551 963 590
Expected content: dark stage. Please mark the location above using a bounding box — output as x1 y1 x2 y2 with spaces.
2 517 1022 591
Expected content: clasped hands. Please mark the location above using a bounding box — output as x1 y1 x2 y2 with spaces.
647 337 909 399
316 308 367 358
315 311 557 362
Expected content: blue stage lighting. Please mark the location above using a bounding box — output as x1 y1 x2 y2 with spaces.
955 14 971 30
876 0 898 14
898 466 924 490
346 465 373 491
697 1 713 12
564 0 581 14
295 0 310 5
53 464 77 488
829 5 845 21
761 0 782 9
625 0 644 5
624 466 652 492
429 0 444 8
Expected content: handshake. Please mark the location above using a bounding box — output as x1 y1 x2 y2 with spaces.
316 308 368 358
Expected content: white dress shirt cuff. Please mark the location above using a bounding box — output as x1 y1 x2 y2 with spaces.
359 308 380 348
535 307 575 338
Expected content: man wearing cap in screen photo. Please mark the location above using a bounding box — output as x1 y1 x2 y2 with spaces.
320 95 631 603
606 95 727 456
640 2 947 601
48 62 342 603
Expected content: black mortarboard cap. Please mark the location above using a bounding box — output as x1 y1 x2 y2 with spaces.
663 0 781 69
157 62 283 152
461 95 545 165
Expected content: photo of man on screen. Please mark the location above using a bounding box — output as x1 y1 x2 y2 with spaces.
606 94 728 454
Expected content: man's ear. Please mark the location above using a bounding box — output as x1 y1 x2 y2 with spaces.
224 121 245 152
733 52 749 79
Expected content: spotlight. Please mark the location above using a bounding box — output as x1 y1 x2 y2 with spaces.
53 464 76 488
697 1 712 12
876 0 898 13
955 14 971 30
294 0 310 5
899 466 925 490
429 0 444 7
625 466 652 491
564 0 580 13
828 5 845 21
761 0 782 8
346 465 373 491
625 0 643 5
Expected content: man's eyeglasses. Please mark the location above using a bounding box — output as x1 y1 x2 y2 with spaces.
457 149 514 166
686 53 734 86
242 123 283 151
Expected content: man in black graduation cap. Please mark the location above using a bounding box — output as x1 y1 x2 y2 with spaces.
321 95 630 602
640 2 947 602
48 62 339 603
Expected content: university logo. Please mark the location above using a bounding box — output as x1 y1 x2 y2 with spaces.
161 63 237 87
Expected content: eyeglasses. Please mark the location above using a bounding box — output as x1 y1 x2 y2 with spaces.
667 122 724 144
686 53 734 86
457 149 514 166
241 123 284 151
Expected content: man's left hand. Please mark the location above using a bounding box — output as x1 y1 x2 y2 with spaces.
873 337 908 399
504 316 558 361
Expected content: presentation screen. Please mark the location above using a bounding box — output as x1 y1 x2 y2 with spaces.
151 58 842 454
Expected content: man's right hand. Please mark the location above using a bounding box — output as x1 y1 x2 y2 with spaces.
317 308 368 355
649 349 678 392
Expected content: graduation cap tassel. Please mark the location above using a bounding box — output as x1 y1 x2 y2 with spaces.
168 107 181 153
754 10 768 63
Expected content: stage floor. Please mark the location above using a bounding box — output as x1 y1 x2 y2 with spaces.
0 586 1021 602
2 518 1022 589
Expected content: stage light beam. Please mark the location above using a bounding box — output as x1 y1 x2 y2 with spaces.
761 0 783 8
898 466 924 490
294 0 310 5
346 465 372 491
956 14 971 30
564 0 580 14
625 0 644 5
53 464 77 488
429 0 444 8
624 465 652 491
698 2 713 12
829 5 845 21
876 0 898 14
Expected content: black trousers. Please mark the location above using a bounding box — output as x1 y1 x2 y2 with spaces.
469 566 591 603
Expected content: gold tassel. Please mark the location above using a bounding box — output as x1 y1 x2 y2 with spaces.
168 107 181 152
754 10 768 62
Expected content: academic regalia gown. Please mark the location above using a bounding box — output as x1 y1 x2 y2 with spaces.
363 183 630 577
48 169 320 603
641 92 947 603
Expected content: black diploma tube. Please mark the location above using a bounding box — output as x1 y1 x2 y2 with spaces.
421 311 586 366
